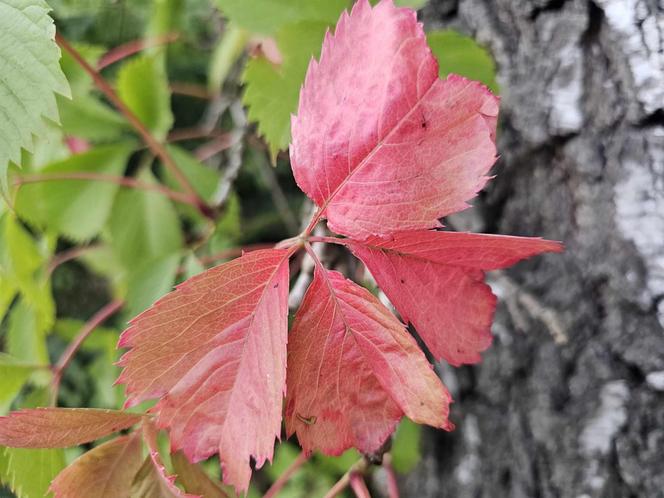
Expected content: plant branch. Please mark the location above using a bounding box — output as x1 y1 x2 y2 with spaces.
349 472 372 498
55 33 215 219
323 459 369 498
16 172 200 208
47 243 102 276
263 451 310 498
97 33 180 69
50 300 124 406
307 235 349 246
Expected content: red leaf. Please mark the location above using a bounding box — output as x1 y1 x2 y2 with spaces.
0 408 142 448
134 421 199 498
285 266 452 456
348 231 563 365
116 249 291 493
291 0 499 239
50 434 143 498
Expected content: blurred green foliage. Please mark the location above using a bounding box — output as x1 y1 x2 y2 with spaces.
0 0 496 496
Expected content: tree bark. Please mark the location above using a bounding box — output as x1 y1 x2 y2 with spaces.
404 1 664 497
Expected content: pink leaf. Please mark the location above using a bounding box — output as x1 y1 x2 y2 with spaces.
0 408 142 448
290 0 499 239
116 249 291 493
136 421 199 498
50 434 143 498
285 266 452 456
348 231 563 365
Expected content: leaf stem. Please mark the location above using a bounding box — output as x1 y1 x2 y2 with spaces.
383 454 400 498
307 235 349 247
47 243 102 276
16 172 201 208
55 33 215 220
263 451 309 498
349 472 372 498
97 33 180 70
50 299 124 406
323 459 369 498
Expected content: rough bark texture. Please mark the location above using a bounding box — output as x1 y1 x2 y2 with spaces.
403 1 664 497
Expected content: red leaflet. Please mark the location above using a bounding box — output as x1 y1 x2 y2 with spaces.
285 266 451 456
116 249 291 493
348 231 563 365
50 434 143 498
0 408 142 448
135 422 199 498
291 0 498 239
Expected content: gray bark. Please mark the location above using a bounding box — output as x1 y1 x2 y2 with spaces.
403 1 664 497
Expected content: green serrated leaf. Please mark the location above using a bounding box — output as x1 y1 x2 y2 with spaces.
0 355 35 415
108 170 183 269
116 55 173 139
57 95 129 142
124 252 180 318
6 299 50 379
0 446 65 498
215 0 346 35
427 29 499 93
243 21 329 159
14 144 134 241
0 0 71 191
163 145 220 202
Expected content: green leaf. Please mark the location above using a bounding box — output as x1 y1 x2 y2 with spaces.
15 144 134 241
163 146 220 202
427 29 499 93
58 43 105 98
57 95 129 142
390 418 422 473
0 355 34 415
116 55 173 139
0 446 65 498
0 0 71 190
243 21 329 159
6 299 50 373
209 23 250 92
208 192 241 253
108 170 183 269
215 0 347 35
124 252 180 318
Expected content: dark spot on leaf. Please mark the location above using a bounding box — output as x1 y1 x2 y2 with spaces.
296 413 317 425
400 279 405 284
273 283 279 288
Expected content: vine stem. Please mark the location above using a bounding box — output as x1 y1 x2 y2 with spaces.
323 459 369 498
50 299 124 406
97 32 179 69
263 451 310 498
307 235 349 246
47 243 101 276
55 33 215 220
15 172 200 207
349 472 372 498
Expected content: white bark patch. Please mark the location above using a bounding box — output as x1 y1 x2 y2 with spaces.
580 380 630 456
645 370 664 391
548 42 584 133
614 129 664 327
597 0 664 115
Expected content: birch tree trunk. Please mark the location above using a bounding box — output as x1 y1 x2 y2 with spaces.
404 1 664 496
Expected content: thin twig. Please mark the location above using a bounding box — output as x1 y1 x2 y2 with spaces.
323 459 369 498
97 33 180 69
16 172 200 208
263 451 310 498
213 101 247 206
55 33 214 220
170 82 213 100
349 472 372 498
257 154 299 233
50 300 124 406
47 244 101 276
382 455 400 498
194 132 236 162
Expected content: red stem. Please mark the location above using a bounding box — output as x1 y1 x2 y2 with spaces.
383 455 400 498
16 172 200 208
307 235 349 246
349 472 372 498
47 244 101 276
97 33 180 69
55 33 214 219
50 300 124 405
263 451 309 498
